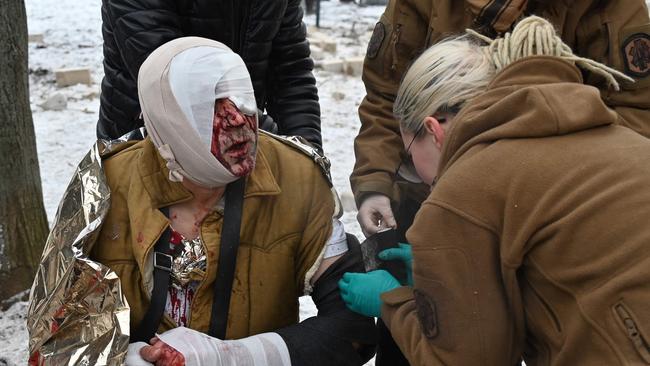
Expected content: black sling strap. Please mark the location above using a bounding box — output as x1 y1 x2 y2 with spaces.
131 207 173 343
208 177 246 338
132 178 245 342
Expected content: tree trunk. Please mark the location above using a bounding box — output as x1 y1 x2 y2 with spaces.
0 0 49 301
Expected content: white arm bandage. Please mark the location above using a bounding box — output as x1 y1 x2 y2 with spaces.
323 218 348 259
158 327 291 366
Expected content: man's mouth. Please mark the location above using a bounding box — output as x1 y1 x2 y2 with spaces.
226 140 250 158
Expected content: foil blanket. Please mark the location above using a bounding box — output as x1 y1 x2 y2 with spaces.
26 134 141 366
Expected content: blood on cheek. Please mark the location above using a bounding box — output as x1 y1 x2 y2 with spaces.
210 101 257 176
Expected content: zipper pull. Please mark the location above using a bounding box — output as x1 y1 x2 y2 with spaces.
615 304 650 364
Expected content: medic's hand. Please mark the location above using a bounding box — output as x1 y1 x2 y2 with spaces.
379 243 413 286
338 270 401 318
140 337 185 366
357 194 396 237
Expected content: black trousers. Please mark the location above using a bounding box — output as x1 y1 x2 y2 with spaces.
375 184 428 366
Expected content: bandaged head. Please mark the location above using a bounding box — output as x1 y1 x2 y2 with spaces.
138 37 259 187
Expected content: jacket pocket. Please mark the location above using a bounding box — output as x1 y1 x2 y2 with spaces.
613 301 650 364
243 232 300 253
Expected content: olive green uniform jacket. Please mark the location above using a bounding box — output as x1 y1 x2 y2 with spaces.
351 0 650 205
381 56 650 365
91 134 334 338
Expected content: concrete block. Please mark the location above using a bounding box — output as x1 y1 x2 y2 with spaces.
54 68 92 87
28 34 44 43
344 56 364 76
310 45 324 60
308 31 337 53
307 25 320 36
316 59 344 73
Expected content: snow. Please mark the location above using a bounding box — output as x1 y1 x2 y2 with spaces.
0 301 29 365
0 0 384 364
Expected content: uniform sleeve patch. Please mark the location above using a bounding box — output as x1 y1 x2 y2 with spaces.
367 22 385 59
414 289 439 339
622 32 650 78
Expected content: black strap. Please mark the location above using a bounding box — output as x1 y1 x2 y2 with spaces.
131 207 172 343
132 179 245 342
208 178 246 338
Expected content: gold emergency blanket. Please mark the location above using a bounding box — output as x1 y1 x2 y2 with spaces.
27 136 135 365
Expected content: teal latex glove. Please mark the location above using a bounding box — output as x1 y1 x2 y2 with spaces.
338 270 401 318
378 242 413 286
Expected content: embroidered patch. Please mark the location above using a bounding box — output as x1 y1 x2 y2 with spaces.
414 289 438 339
622 32 650 78
367 22 385 59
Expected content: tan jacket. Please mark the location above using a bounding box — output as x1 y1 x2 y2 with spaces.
90 133 334 339
381 56 650 365
351 0 650 205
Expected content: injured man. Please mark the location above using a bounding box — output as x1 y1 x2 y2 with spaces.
26 37 376 366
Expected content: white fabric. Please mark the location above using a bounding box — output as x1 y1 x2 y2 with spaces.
169 46 257 148
138 37 259 188
125 342 154 366
158 327 292 366
323 219 348 258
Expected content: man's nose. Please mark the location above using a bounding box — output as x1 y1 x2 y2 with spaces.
227 112 246 127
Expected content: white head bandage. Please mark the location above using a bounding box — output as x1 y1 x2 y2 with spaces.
138 37 258 187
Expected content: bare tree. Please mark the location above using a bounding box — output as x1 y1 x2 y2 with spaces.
0 0 49 302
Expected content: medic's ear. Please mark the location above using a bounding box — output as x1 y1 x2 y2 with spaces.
423 116 445 149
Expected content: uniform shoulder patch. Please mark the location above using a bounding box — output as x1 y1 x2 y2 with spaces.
367 22 385 59
622 32 650 78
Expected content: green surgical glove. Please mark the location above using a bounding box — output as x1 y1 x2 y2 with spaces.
378 242 413 286
338 270 401 318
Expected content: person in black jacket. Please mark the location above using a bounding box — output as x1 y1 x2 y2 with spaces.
98 0 323 151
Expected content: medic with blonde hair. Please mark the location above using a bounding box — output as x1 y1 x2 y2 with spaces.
340 16 650 365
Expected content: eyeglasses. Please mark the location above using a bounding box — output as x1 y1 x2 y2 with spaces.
394 117 447 178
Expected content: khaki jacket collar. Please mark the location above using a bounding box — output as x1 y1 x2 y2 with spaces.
138 137 281 210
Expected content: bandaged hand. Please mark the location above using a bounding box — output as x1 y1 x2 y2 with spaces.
126 342 155 366
357 194 396 237
139 338 185 366
141 327 291 366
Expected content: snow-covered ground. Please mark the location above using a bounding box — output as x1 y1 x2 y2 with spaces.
0 0 383 364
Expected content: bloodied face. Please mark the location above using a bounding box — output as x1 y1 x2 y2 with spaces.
211 98 258 177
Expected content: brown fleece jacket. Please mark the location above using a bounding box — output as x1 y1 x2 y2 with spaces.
382 56 650 365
